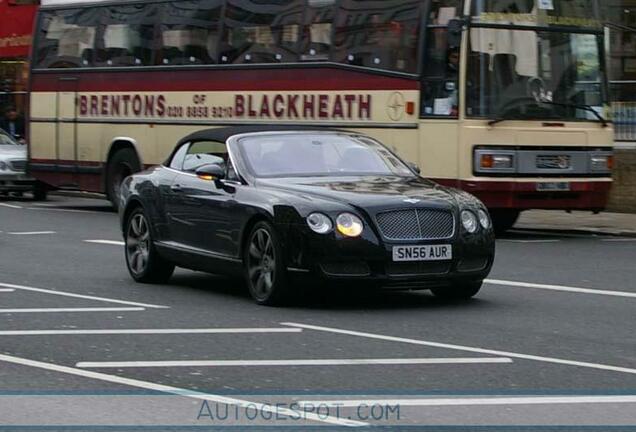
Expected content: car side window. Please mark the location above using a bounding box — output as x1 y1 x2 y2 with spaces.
183 140 228 173
169 143 189 170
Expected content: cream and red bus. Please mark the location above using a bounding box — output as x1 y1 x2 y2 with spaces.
29 0 614 231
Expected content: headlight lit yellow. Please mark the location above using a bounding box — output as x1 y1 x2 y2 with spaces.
336 213 364 237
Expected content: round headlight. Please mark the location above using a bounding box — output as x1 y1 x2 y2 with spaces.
0 161 6 171
461 210 478 233
336 213 364 237
307 213 333 234
477 209 491 230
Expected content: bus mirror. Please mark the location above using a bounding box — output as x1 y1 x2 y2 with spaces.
447 19 465 47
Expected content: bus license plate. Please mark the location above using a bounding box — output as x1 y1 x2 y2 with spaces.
536 182 571 192
392 245 453 262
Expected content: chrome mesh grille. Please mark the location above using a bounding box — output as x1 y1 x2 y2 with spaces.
9 160 27 172
376 209 455 241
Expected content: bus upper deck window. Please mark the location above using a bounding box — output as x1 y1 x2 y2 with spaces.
220 0 303 64
332 0 422 73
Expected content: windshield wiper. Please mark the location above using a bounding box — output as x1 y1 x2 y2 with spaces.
487 98 609 128
487 97 548 127
540 101 609 128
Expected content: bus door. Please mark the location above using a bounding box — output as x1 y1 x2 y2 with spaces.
55 77 79 187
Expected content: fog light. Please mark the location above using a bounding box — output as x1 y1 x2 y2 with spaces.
461 210 478 233
336 213 364 238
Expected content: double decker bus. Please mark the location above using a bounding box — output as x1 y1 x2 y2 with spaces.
29 0 614 231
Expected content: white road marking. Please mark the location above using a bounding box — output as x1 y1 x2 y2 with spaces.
7 231 57 236
485 279 636 299
0 289 15 293
0 328 303 336
500 240 561 244
0 307 145 313
282 322 636 376
76 357 513 369
0 282 169 309
0 353 367 427
508 227 599 240
84 240 125 246
26 207 104 215
298 395 636 408
0 203 22 209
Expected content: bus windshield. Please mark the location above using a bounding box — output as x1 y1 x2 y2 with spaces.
467 29 604 121
466 0 605 122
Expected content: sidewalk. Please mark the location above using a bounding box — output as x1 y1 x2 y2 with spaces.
516 210 636 236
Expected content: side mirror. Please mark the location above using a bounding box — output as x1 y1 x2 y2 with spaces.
447 18 465 48
195 163 225 182
407 162 421 175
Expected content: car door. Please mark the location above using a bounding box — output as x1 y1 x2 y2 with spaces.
168 140 238 257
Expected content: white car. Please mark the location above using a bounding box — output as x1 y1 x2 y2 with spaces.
0 129 46 200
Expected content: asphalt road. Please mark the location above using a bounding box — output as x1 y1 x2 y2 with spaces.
0 195 635 430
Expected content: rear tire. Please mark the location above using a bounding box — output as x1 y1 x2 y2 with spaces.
431 280 483 300
491 210 520 235
33 182 48 201
107 148 141 211
244 221 290 306
125 207 175 283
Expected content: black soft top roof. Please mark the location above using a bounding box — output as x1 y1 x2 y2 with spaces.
177 125 349 146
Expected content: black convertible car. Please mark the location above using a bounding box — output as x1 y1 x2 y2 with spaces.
120 127 495 305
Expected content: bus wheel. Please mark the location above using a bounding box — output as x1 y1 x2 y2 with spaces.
107 148 141 211
490 210 521 235
33 182 48 201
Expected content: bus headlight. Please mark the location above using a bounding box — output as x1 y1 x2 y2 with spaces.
336 213 364 238
590 154 613 173
481 154 514 169
474 150 516 174
461 210 478 233
307 213 333 234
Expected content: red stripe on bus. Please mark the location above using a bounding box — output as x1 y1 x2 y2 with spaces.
30 68 419 92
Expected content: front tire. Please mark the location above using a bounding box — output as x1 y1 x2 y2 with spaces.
107 148 141 211
431 280 483 300
244 221 290 306
125 207 174 283
491 210 520 235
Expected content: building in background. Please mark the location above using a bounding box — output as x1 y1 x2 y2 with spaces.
606 0 636 144
0 0 39 117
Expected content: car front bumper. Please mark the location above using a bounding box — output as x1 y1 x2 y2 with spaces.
283 224 495 289
0 174 36 192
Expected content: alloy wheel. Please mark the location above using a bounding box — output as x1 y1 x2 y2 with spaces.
247 228 276 300
126 213 150 275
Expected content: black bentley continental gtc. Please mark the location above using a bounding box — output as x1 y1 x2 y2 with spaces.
120 127 495 305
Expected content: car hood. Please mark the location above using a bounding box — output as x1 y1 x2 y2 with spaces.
258 176 461 212
0 145 26 159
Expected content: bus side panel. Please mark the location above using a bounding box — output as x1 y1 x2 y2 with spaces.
418 120 460 181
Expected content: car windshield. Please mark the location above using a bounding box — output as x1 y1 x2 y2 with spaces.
0 131 19 146
238 133 414 178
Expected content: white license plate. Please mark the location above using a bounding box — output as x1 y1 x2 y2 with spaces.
537 182 571 192
392 245 453 262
